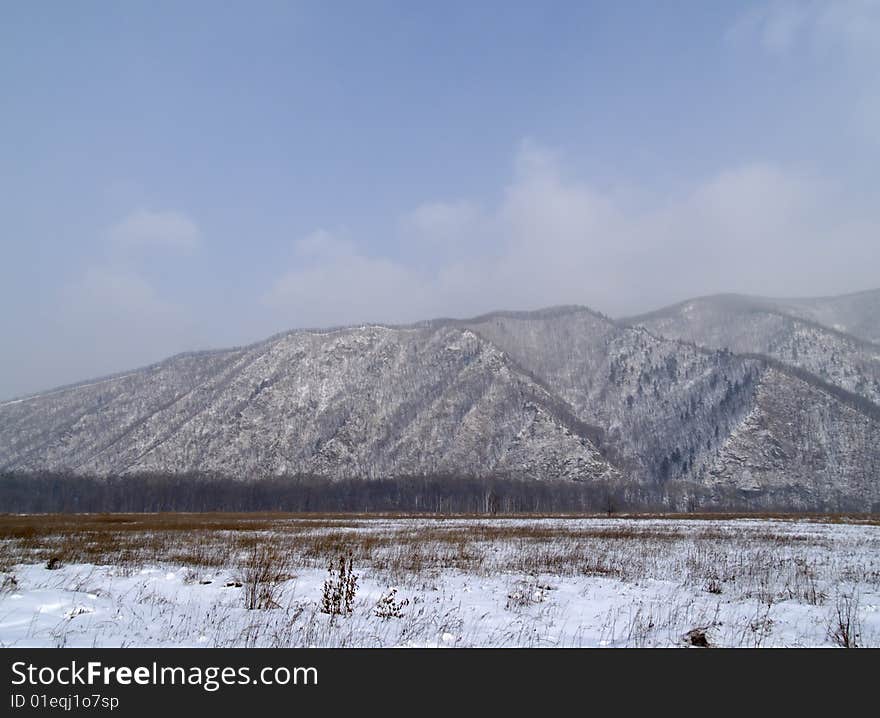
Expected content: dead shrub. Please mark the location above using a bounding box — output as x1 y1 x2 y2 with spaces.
506 577 551 610
683 627 711 647
1 573 19 594
320 552 358 616
704 576 723 595
374 588 409 619
827 590 861 648
239 544 290 610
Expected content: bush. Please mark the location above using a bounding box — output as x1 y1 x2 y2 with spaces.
320 552 358 616
704 576 723 594
240 544 290 610
505 577 550 610
374 588 409 619
1 573 18 593
827 590 861 648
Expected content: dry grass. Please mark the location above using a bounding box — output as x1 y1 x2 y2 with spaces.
2 512 878 647
1 512 877 593
238 544 293 610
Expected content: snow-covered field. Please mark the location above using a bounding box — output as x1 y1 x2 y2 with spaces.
1 516 878 647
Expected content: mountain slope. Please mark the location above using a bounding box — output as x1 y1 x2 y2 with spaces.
709 367 880 507
765 289 880 344
1 300 879 510
624 294 880 405
0 325 616 482
462 307 761 484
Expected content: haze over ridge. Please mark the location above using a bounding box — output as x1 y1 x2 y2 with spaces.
3 2 879 398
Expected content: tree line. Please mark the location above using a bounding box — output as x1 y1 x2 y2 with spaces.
0 471 871 514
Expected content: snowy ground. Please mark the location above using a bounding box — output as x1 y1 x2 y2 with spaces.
1 517 878 647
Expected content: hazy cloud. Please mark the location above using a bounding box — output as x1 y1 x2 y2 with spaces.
54 265 203 379
108 209 201 252
69 266 180 325
731 0 880 56
731 0 880 144
733 1 810 53
0 199 209 398
265 231 431 327
400 201 483 246
265 142 880 324
9 5 878 401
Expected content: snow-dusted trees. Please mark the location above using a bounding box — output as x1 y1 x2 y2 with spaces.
2 470 874 514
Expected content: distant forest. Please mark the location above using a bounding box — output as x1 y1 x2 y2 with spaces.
0 471 870 514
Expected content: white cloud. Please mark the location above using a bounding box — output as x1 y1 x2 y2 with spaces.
809 0 880 58
735 1 810 54
731 0 880 56
731 0 880 144
108 209 201 252
264 142 880 325
292 229 345 258
49 265 204 381
400 201 483 246
265 232 432 327
71 266 178 321
1 204 205 396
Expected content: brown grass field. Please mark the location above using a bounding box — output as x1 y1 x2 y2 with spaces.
1 511 878 575
2 512 879 647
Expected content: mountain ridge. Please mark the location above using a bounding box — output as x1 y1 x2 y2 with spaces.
2 290 879 510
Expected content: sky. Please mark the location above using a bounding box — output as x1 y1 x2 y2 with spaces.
1 1 879 399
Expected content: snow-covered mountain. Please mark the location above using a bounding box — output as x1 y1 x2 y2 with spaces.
624 292 880 405
2 295 879 509
0 322 616 483
765 289 880 344
636 289 880 344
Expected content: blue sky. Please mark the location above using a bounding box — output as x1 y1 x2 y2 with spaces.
1 1 879 398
